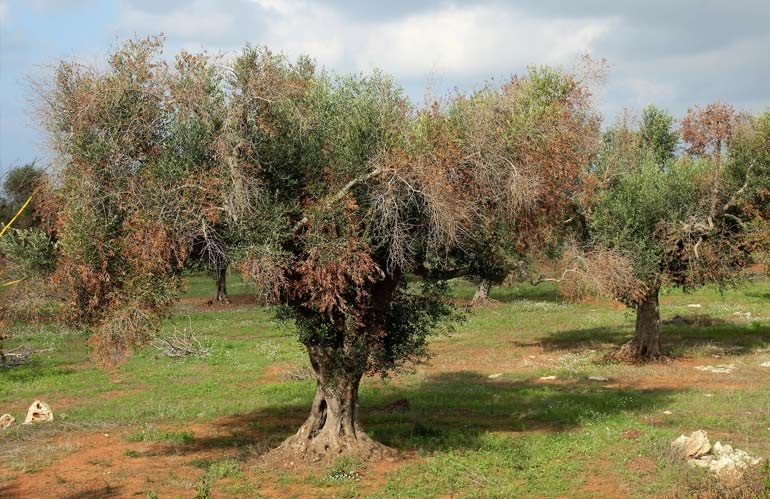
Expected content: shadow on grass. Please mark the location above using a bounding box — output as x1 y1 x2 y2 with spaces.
0 362 80 385
0 482 124 499
138 371 676 460
60 486 124 499
539 317 770 356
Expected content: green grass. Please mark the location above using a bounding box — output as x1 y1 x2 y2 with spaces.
2 273 770 497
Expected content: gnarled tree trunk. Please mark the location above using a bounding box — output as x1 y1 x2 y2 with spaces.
471 279 492 306
608 285 663 362
214 265 228 302
273 345 391 463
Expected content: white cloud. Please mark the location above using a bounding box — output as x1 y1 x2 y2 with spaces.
355 5 614 77
115 1 615 81
119 0 240 42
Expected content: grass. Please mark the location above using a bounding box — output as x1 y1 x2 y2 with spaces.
1 272 770 497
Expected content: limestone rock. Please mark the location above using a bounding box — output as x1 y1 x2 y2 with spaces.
23 400 53 424
677 433 763 483
671 430 710 458
685 430 711 458
0 413 15 430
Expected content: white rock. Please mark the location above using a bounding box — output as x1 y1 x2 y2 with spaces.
0 414 15 430
588 376 609 382
685 430 711 458
689 456 713 468
23 400 53 424
488 373 502 379
687 304 702 308
671 430 710 458
695 364 736 374
710 456 738 476
684 437 763 483
663 410 673 415
761 361 770 368
538 376 557 381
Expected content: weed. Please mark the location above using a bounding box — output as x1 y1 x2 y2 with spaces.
326 456 363 482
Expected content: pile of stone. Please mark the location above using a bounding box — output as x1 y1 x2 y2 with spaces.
671 430 762 481
1 400 54 431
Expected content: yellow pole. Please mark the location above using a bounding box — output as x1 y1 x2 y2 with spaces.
1 277 27 287
0 188 38 240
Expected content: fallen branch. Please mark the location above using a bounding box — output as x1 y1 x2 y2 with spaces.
0 345 55 367
151 330 211 358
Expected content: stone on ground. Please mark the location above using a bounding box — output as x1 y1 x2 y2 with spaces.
672 430 762 483
0 413 15 430
671 430 711 458
23 400 53 424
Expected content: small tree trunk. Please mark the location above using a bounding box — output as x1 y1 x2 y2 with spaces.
214 266 228 302
272 346 391 463
471 279 493 306
608 286 663 362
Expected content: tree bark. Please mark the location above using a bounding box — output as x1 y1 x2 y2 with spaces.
214 265 228 302
608 286 664 362
471 279 493 307
272 345 391 463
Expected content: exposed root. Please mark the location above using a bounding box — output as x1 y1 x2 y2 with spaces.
605 340 667 364
264 428 395 467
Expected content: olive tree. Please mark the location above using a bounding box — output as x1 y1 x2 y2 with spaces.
726 109 770 269
587 105 749 361
221 50 600 460
445 67 600 306
41 38 600 461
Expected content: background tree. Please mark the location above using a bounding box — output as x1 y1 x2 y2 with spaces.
640 105 679 166
584 105 748 361
725 109 770 270
449 67 600 305
0 161 45 230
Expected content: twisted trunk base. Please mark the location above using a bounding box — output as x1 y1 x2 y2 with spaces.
607 287 664 363
270 354 393 464
471 280 494 307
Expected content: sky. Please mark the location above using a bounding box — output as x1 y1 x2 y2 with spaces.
1 0 769 172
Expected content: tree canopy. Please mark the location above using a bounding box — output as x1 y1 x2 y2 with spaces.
38 38 604 461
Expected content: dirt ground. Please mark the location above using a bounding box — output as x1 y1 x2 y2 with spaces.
1 349 750 499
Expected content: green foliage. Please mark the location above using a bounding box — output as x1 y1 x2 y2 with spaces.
590 157 710 285
0 227 57 279
640 105 679 166
0 161 44 230
126 427 195 443
588 105 748 306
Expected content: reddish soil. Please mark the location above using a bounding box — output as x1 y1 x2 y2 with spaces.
0 415 415 498
576 459 630 499
1 426 209 498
